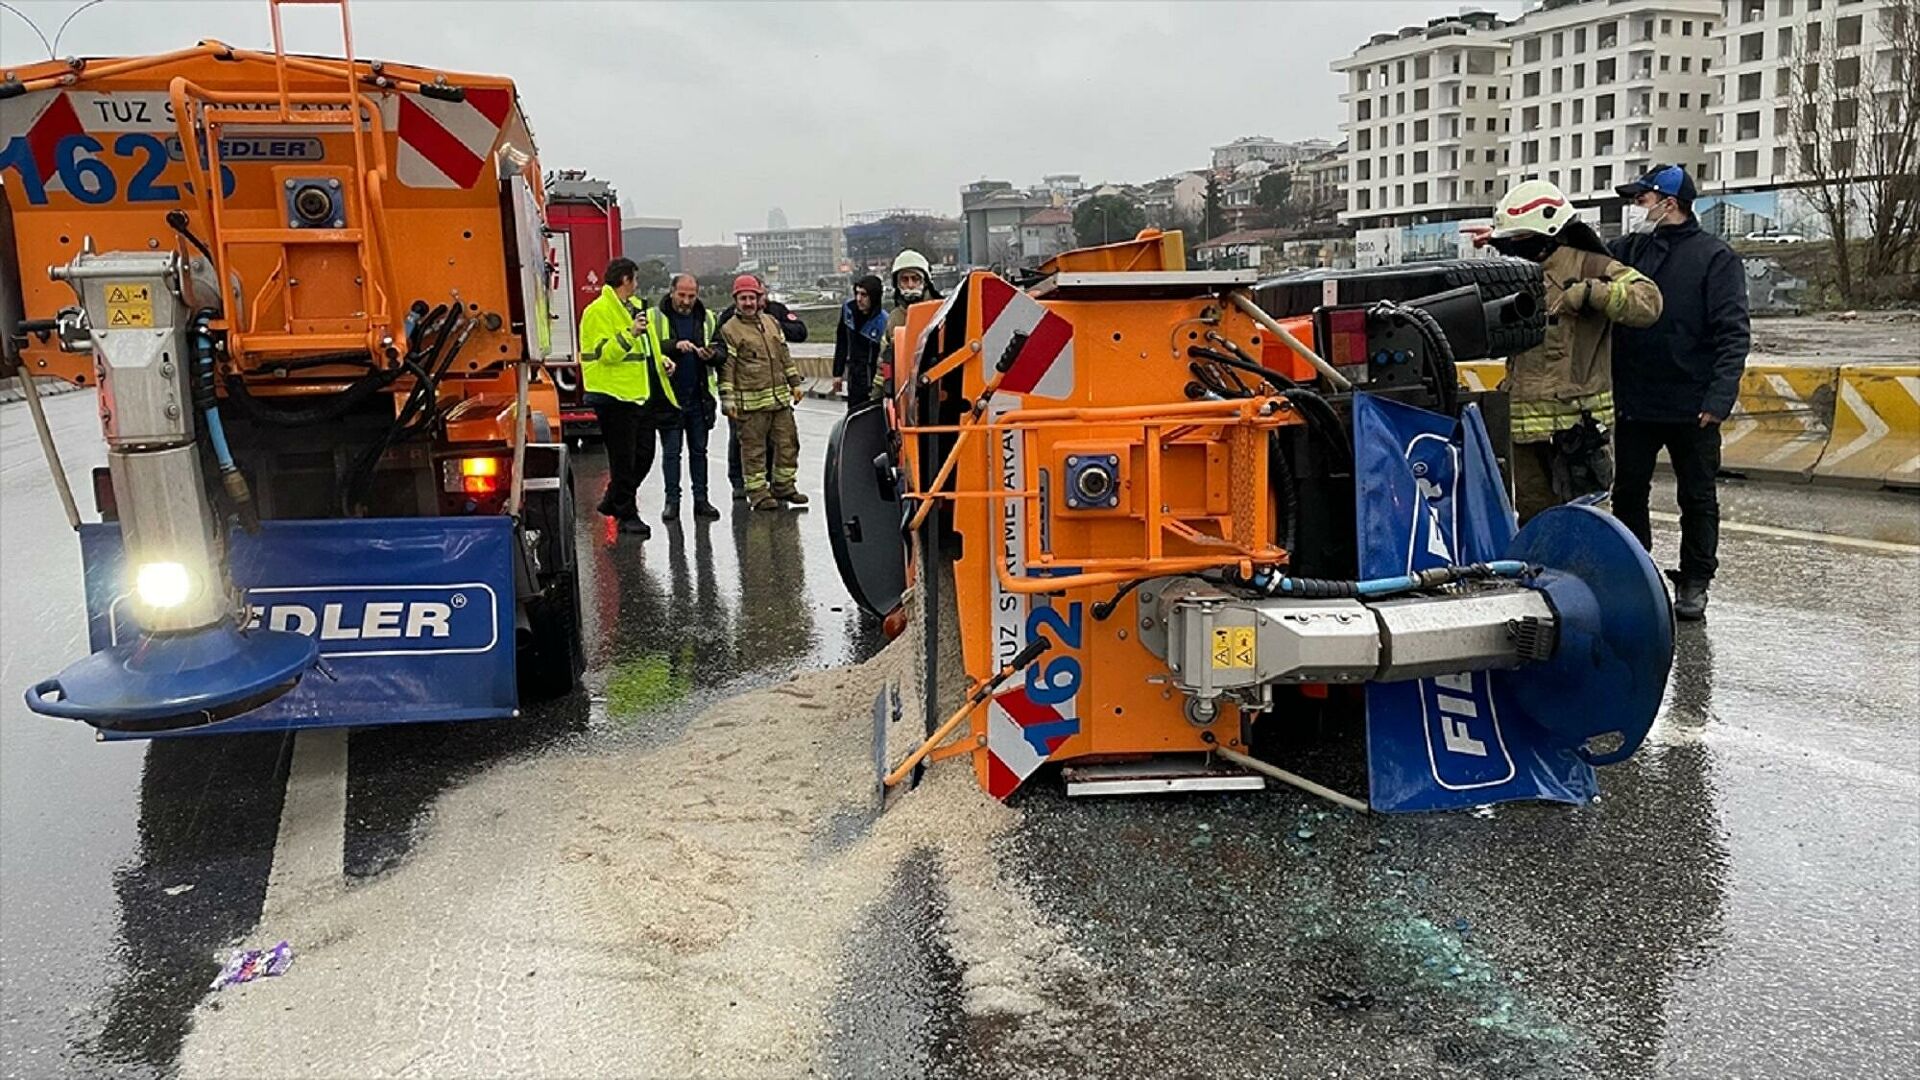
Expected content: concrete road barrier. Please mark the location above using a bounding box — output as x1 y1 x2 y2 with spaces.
1719 364 1837 479
1450 358 1919 490
1813 365 1920 488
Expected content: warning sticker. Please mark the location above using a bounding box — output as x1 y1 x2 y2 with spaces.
104 283 154 328
1211 626 1255 670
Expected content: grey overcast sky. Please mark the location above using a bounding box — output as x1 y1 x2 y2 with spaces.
3 0 1521 240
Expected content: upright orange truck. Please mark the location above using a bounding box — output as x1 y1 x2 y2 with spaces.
2 0 583 734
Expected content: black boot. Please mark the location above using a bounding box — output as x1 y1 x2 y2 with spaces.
693 500 721 520
661 502 680 523
618 518 652 539
1667 570 1708 621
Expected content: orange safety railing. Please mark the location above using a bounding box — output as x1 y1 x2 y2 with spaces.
167 0 395 363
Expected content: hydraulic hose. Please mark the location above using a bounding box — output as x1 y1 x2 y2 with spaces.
189 310 257 529
1245 560 1528 600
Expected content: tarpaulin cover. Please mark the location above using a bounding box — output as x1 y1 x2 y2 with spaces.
79 517 519 739
1352 394 1596 812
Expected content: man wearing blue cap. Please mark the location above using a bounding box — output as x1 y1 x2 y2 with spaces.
1608 164 1750 621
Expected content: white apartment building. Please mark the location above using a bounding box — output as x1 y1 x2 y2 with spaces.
1334 11 1513 229
1709 0 1905 193
1211 136 1339 171
1499 0 1723 217
735 227 846 287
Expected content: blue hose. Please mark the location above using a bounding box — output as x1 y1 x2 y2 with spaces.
204 405 236 471
1250 560 1529 599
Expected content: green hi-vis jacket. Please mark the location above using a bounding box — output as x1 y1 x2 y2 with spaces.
579 285 677 407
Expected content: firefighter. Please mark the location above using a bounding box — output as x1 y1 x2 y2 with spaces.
716 275 806 511
579 257 677 538
1470 180 1662 523
648 273 723 522
833 274 886 409
872 249 942 401
718 275 807 500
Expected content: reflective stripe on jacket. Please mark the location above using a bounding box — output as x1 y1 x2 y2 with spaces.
579 285 676 406
1508 245 1662 442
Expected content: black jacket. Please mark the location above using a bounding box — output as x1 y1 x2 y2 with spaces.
1608 218 1749 423
654 293 717 406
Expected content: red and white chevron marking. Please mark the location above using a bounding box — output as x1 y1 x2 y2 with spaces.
395 87 513 189
975 275 1075 399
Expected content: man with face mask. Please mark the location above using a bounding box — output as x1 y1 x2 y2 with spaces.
1607 165 1750 621
872 249 942 402
1469 180 1663 523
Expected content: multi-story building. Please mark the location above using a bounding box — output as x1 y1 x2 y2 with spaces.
735 226 846 287
1499 0 1722 222
1292 143 1350 222
1211 136 1338 171
1708 0 1905 198
1017 208 1077 265
960 180 1053 266
1141 171 1209 227
1334 10 1513 229
844 213 963 274
622 216 682 274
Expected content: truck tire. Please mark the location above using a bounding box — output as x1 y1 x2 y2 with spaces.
1432 258 1546 359
1260 257 1547 359
518 468 584 700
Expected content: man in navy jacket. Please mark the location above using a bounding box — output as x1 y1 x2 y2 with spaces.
1608 165 1750 621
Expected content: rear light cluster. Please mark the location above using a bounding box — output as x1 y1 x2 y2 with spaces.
442 456 505 497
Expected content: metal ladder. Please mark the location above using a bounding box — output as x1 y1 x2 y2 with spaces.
168 0 395 362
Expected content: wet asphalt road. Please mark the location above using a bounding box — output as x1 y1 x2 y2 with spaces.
2 389 1917 1079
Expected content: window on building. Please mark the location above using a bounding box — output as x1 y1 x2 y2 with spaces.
1738 111 1762 139
1774 105 1789 133
1832 139 1856 170
1554 68 1565 93
1741 0 1765 22
1779 0 1794 13
1803 61 1821 91
1524 36 1542 63
1554 32 1565 58
1774 146 1789 174
1357 160 1371 180
1735 149 1760 177
1597 129 1616 154
1551 102 1563 126
1658 127 1668 143
1836 55 1861 87
1523 105 1539 131
1678 128 1688 144
1522 72 1539 96
1809 0 1822 9
1415 56 1431 79
1779 27 1795 57
1415 119 1430 141
1740 32 1766 62
1414 182 1429 203
1358 100 1373 121
1358 130 1372 151
1597 58 1616 83
1574 28 1587 53
1682 20 1693 35
1574 99 1585 123
1575 65 1587 90
1566 166 1580 190
1358 189 1371 210
1468 84 1478 99
1661 54 1672 72
1396 60 1406 82
1396 91 1406 112
1681 56 1692 72
1396 184 1406 206
1549 169 1560 186
1573 133 1584 156
1658 92 1669 108
1808 21 1823 49
1464 148 1474 163
1523 140 1540 165
1699 127 1710 143
1598 93 1617 121
1396 153 1406 175
1835 97 1859 127
1551 136 1563 161
1703 93 1713 109
1679 92 1690 108
1838 15 1863 46
1415 88 1430 110
1397 123 1407 145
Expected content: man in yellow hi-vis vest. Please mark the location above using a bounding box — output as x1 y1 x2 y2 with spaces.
579 257 678 539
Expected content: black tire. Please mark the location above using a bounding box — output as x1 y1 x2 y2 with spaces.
1259 257 1548 359
517 468 584 700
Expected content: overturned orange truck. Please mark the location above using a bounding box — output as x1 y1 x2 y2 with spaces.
832 232 1677 812
2 1 584 735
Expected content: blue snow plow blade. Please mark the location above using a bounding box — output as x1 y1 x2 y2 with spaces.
73 517 521 739
1353 394 1671 813
25 623 318 733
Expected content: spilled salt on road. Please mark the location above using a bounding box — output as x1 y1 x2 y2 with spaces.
179 632 1098 1078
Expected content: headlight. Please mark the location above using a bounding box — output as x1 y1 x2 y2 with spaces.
135 561 193 609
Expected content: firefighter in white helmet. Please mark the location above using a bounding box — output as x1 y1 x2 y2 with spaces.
872 249 943 401
1470 179 1664 522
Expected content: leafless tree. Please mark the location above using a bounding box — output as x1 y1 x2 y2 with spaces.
1786 0 1919 301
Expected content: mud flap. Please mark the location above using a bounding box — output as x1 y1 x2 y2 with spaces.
1353 393 1599 812
826 401 907 616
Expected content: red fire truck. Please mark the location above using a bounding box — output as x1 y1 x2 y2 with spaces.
543 171 623 440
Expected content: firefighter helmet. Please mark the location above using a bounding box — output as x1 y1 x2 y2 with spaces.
1492 179 1574 238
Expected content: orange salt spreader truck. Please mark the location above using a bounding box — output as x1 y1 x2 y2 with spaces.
2 0 585 736
828 231 1677 813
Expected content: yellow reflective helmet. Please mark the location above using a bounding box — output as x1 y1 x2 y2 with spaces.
1492 179 1574 238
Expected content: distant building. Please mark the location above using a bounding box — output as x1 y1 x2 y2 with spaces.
845 213 963 274
621 216 682 273
736 226 846 287
1292 143 1350 223
767 207 789 230
960 180 1052 266
1141 171 1209 226
1017 207 1076 265
1041 173 1086 198
681 244 741 279
1211 136 1339 171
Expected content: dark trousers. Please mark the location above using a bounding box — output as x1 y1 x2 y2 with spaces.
658 406 712 503
590 394 658 522
1613 419 1721 583
727 421 777 492
844 361 872 411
